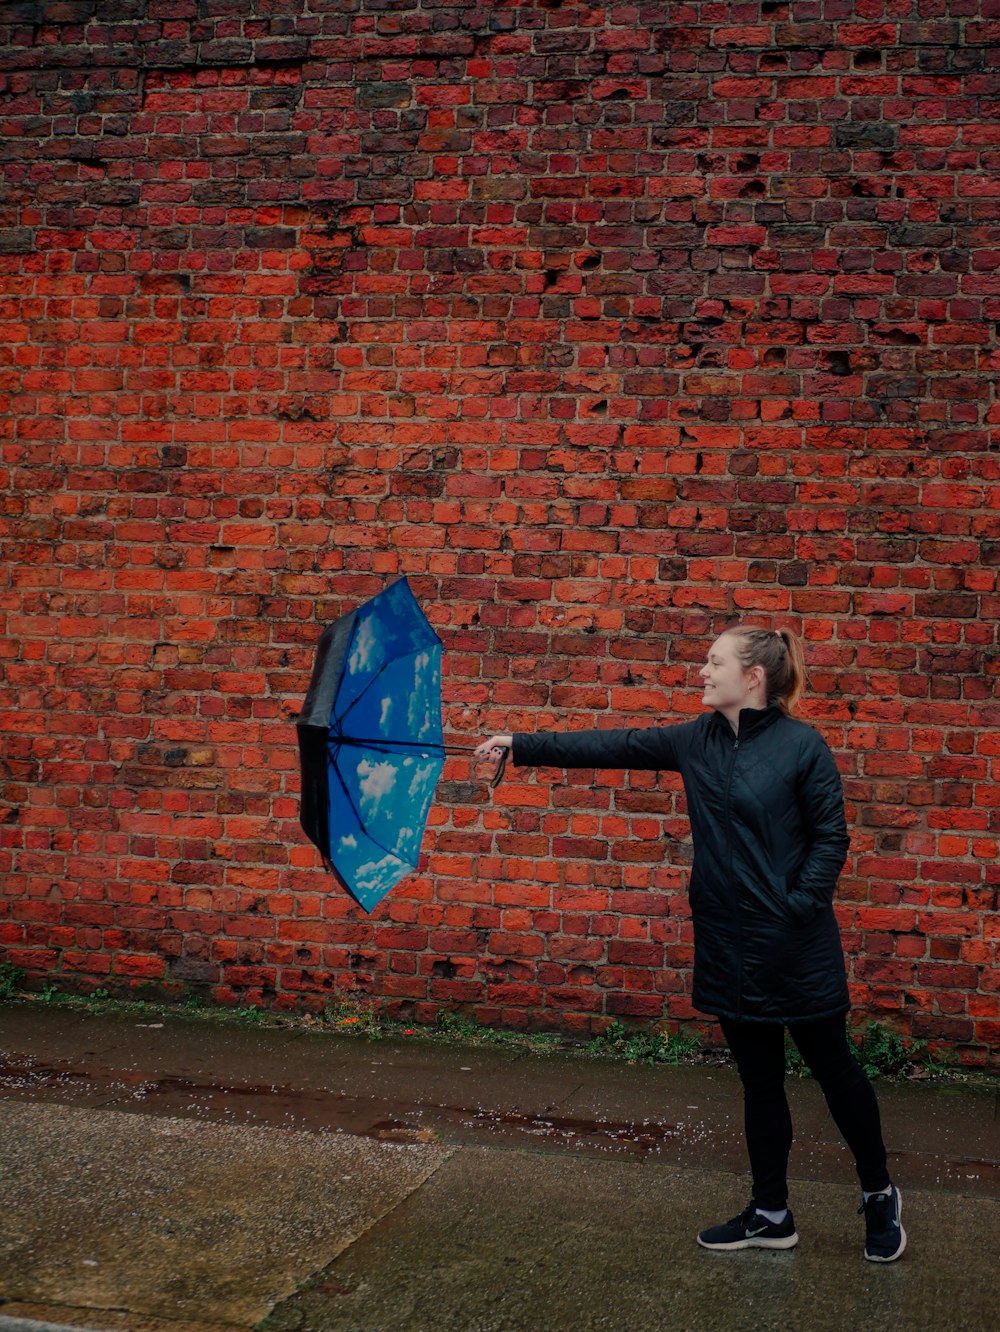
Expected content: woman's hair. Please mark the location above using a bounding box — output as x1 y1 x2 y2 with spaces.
722 625 805 713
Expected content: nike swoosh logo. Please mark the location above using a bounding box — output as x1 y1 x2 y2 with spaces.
746 1226 770 1237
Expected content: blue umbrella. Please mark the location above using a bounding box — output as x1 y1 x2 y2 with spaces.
297 578 476 912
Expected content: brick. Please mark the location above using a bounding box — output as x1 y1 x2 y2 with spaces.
0 3 996 1069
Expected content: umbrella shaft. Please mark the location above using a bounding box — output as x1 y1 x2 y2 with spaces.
334 735 478 755
336 734 442 754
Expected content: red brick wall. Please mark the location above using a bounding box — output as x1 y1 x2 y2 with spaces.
1 1 998 1065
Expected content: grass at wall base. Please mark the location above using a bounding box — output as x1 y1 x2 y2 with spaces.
0 962 979 1083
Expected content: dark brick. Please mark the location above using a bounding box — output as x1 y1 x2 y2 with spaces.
357 81 413 108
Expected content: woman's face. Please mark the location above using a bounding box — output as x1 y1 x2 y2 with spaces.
699 634 754 716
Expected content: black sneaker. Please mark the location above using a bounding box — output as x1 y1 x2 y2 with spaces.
860 1185 907 1262
697 1202 799 1251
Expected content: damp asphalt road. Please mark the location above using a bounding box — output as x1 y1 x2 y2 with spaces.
0 1004 997 1332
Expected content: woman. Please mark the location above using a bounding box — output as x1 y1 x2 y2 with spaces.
475 625 906 1262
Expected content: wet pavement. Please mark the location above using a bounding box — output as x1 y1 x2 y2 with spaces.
0 1004 997 1331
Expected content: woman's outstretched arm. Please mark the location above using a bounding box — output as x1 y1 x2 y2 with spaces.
474 725 690 782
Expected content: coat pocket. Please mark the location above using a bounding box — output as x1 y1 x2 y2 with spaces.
786 886 820 924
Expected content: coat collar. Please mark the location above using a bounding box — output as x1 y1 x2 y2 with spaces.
710 703 783 740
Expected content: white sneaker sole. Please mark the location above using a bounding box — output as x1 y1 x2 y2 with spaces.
698 1231 799 1252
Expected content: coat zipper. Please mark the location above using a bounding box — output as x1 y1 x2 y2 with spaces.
723 730 743 1019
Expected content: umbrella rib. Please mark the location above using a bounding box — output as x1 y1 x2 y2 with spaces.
335 643 443 742
326 748 418 870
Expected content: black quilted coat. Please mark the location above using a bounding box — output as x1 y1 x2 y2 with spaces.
512 705 852 1024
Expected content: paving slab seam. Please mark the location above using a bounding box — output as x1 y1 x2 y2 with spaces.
0 1310 245 1332
0 1317 115 1332
0 1318 112 1332
261 1148 463 1332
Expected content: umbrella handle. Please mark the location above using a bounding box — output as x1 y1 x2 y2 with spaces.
445 742 508 790
487 746 508 789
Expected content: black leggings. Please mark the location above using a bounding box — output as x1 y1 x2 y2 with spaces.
719 1014 891 1210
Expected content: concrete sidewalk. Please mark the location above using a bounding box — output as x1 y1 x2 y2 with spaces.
0 1005 997 1332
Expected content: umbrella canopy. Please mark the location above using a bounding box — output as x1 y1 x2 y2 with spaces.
296 578 446 912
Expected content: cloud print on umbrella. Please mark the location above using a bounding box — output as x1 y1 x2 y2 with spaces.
340 648 443 751
296 578 450 913
333 752 441 907
335 581 442 725
342 753 439 861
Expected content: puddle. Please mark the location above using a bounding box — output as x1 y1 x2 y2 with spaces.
2 1054 998 1197
463 1106 715 1152
0 1054 722 1161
